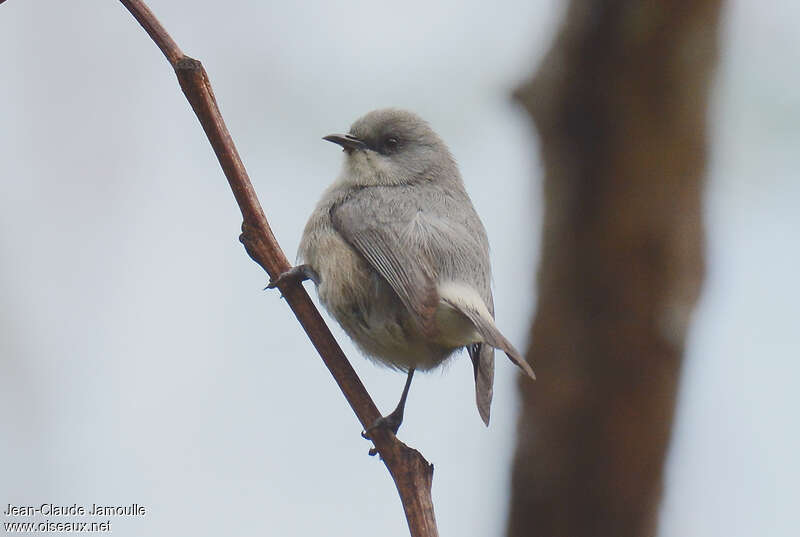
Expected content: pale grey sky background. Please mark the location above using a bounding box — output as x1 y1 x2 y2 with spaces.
0 1 797 536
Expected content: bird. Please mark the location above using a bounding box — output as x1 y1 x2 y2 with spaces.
270 108 535 435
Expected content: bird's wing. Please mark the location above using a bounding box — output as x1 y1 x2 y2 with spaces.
439 282 536 380
330 185 441 337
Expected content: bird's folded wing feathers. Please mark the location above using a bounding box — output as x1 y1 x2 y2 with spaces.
440 287 536 380
330 187 440 336
332 185 535 381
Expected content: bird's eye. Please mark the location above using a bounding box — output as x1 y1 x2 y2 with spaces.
384 137 399 152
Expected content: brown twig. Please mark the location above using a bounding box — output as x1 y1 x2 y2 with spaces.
113 1 438 535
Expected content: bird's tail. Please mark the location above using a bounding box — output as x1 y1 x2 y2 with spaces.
468 343 494 426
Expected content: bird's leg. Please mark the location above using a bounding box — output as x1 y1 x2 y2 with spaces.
362 367 416 441
265 264 320 291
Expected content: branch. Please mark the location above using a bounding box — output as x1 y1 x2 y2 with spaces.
113 1 438 535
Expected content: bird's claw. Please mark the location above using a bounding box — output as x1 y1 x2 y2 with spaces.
361 413 403 457
264 264 319 294
361 410 404 442
265 271 292 290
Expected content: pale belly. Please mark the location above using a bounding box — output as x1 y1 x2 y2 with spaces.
307 233 480 371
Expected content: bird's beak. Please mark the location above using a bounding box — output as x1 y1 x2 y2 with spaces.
323 133 367 153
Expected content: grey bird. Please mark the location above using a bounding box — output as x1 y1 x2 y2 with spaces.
272 108 535 434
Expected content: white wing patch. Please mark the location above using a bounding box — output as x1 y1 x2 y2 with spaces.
438 281 536 380
435 281 492 347
438 281 494 323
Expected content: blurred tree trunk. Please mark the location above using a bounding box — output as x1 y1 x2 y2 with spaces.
508 2 723 536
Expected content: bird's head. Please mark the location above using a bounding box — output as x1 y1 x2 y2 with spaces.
324 108 458 187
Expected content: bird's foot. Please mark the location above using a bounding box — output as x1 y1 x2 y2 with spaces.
265 264 319 292
361 408 405 456
360 368 415 456
362 409 404 438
